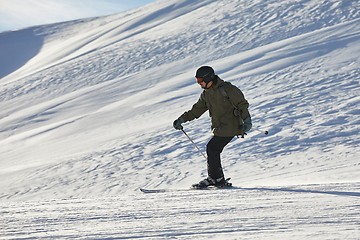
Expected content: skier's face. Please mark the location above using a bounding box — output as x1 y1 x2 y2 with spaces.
196 77 212 89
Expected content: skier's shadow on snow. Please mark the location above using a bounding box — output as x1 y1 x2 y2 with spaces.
237 187 360 197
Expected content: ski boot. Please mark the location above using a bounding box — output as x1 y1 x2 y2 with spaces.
192 177 232 189
215 177 232 188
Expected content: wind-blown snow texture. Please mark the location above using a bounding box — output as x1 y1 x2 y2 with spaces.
0 0 359 239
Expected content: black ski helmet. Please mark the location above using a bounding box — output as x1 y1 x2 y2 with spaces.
195 66 216 83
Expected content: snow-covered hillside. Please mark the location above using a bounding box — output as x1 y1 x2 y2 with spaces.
0 0 359 239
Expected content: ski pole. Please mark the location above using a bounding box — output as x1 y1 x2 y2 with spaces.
253 128 269 135
181 129 207 160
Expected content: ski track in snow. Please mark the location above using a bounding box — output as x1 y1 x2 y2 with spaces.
0 0 360 239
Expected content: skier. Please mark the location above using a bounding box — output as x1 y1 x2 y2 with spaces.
173 66 252 188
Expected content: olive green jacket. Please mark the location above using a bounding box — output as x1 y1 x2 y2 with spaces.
180 77 250 137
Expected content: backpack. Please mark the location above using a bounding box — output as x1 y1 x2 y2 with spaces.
218 83 246 138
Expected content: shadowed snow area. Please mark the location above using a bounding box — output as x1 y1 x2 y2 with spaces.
0 0 359 239
0 28 43 79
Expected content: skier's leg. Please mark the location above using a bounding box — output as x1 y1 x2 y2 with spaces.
206 136 233 181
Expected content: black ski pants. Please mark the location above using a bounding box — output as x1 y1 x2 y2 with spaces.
206 136 233 180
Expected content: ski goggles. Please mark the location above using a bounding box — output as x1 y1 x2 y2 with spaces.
196 77 204 84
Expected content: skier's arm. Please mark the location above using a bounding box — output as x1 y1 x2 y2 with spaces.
180 94 208 122
227 86 250 120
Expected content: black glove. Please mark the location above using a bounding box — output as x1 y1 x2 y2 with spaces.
173 117 185 130
243 116 252 132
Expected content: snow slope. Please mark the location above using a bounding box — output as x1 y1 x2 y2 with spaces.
1 184 359 239
0 0 359 239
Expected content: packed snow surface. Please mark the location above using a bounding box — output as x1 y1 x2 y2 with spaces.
0 0 359 239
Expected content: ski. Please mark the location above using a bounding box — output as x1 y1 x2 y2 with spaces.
140 188 168 193
140 178 235 193
140 188 190 193
140 185 235 193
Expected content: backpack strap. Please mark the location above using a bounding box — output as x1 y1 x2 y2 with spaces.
219 84 229 100
218 83 238 109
